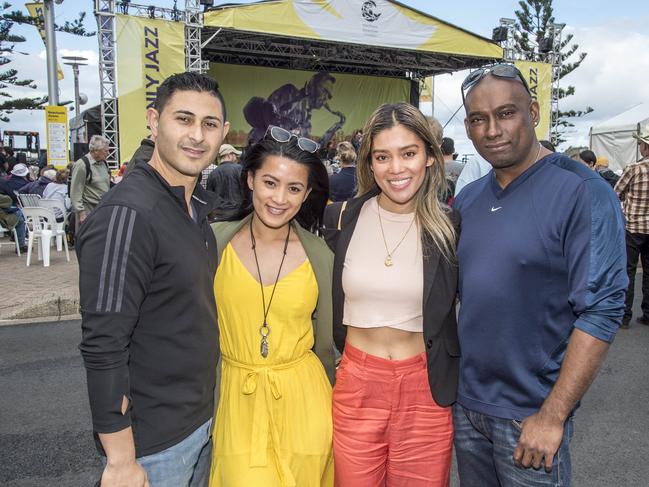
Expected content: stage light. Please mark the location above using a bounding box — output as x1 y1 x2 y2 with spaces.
492 26 509 43
538 37 553 53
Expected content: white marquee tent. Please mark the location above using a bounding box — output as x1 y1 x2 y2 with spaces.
590 103 649 172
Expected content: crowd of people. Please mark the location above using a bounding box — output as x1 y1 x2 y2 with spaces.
3 64 648 487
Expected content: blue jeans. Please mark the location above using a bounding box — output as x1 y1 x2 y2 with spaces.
102 418 213 487
453 404 574 487
15 209 26 247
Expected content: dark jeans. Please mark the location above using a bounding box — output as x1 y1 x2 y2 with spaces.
623 231 649 325
453 403 574 487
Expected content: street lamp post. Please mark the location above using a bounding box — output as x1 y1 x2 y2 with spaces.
62 56 88 118
43 0 59 105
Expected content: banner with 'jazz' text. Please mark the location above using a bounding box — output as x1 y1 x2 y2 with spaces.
514 61 552 141
115 14 185 162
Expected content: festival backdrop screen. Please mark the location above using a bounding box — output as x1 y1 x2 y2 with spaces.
115 14 185 163
208 63 411 148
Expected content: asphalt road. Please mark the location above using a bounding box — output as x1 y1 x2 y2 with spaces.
1 281 648 486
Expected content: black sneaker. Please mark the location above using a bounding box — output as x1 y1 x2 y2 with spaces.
17 245 27 254
620 322 630 330
637 316 649 326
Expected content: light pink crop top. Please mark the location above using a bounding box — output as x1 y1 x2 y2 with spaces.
342 196 423 332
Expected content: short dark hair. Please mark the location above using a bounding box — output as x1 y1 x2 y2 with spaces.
236 138 329 232
579 149 597 166
440 137 455 156
540 140 555 152
155 71 227 121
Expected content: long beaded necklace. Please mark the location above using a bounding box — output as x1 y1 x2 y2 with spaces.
249 218 291 358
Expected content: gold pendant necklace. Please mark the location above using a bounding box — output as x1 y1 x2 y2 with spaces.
377 196 415 267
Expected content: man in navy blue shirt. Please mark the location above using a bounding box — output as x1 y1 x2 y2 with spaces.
452 64 627 486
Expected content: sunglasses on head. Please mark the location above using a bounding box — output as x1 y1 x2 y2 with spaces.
461 64 531 104
264 125 320 154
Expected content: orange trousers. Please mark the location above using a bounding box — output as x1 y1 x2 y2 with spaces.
333 342 453 487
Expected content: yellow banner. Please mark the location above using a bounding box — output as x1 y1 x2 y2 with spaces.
45 106 69 168
25 3 64 80
515 61 552 140
115 14 185 162
208 62 410 148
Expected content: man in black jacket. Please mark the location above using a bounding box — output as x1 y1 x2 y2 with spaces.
77 72 229 487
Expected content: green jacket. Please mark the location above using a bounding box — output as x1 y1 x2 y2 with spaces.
0 194 19 229
211 214 336 385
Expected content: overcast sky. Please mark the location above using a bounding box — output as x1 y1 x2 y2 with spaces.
2 0 648 156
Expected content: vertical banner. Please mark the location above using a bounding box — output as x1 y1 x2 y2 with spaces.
515 61 552 140
45 106 69 168
115 14 185 162
25 3 64 80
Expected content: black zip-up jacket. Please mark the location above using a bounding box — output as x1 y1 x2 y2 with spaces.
77 163 219 457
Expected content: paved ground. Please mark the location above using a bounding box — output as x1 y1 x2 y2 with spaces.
1 278 648 486
0 239 79 321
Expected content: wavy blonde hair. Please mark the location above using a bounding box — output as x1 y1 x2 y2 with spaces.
356 103 456 259
336 141 357 165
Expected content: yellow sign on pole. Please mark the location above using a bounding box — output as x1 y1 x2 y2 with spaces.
514 61 552 140
45 106 69 168
25 2 64 80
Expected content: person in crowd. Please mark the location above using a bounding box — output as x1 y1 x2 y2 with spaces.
441 137 463 185
453 63 627 486
328 141 357 202
70 135 111 229
206 144 243 221
593 156 620 188
4 147 17 172
540 139 556 152
426 115 444 147
615 124 649 329
351 129 363 153
208 126 335 486
122 135 155 179
0 193 27 253
324 102 459 486
578 149 597 168
453 153 492 197
77 72 228 487
43 169 72 222
0 163 32 204
19 166 56 196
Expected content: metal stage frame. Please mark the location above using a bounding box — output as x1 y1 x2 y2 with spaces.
93 0 203 169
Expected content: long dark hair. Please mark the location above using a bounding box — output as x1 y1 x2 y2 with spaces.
237 138 329 232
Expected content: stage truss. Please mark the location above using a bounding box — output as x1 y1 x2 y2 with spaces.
93 0 204 169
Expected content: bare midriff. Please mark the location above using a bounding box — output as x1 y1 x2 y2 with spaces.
346 325 425 360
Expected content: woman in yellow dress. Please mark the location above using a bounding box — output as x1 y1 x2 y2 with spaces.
209 126 335 487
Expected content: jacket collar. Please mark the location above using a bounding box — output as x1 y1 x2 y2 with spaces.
133 162 218 221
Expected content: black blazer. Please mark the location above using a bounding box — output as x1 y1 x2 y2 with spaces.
323 189 460 407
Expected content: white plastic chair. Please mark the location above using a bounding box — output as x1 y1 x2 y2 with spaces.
17 193 42 209
0 223 21 256
22 207 70 267
39 199 69 251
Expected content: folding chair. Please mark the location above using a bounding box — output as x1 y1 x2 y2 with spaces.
21 207 70 267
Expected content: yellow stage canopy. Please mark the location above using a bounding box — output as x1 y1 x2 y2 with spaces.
203 0 502 77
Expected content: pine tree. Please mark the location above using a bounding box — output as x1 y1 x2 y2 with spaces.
0 3 94 123
514 0 593 144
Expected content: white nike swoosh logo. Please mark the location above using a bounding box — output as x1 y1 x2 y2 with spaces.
491 206 502 212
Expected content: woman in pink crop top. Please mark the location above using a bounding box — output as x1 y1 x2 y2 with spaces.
324 103 460 486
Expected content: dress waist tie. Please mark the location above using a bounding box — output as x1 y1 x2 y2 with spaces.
222 351 314 487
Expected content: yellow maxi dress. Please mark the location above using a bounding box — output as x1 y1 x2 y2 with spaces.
209 243 334 487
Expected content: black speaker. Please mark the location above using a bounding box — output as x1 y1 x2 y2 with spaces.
538 37 553 53
200 0 214 6
492 26 509 42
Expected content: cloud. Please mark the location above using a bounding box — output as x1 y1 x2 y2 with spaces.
429 16 649 154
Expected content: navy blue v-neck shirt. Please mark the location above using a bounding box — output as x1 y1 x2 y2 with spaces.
453 153 627 420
